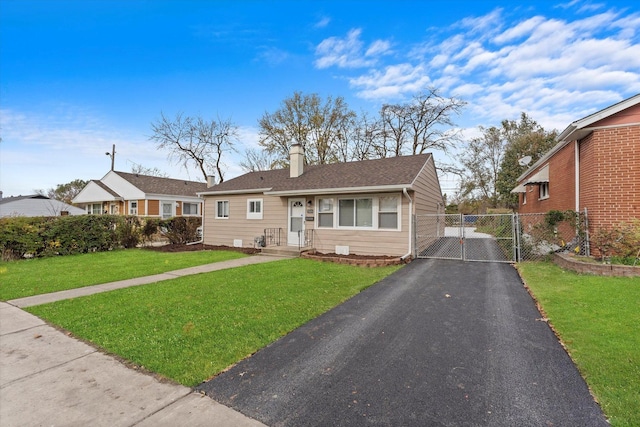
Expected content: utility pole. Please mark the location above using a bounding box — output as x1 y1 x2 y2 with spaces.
105 144 116 171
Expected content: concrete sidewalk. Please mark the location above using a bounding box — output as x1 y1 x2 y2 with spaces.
1 255 286 426
8 254 288 308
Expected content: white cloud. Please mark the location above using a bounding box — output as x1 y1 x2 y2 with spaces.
493 16 546 44
349 63 432 100
335 5 640 133
314 16 331 29
314 28 392 69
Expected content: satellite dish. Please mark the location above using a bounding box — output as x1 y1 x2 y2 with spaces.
518 156 532 166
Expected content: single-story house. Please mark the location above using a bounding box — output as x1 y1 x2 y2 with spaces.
512 93 639 247
198 144 444 257
72 171 208 218
0 194 86 217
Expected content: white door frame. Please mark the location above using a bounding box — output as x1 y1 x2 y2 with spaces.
288 198 306 246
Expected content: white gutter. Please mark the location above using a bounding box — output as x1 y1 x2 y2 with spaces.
402 188 413 260
265 184 413 197
197 188 273 197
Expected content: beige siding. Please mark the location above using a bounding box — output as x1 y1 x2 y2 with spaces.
312 194 411 256
413 154 444 215
203 193 288 248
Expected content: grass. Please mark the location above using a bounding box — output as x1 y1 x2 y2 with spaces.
26 258 400 386
518 262 640 427
0 249 246 300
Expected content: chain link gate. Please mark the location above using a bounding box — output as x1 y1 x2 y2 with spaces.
415 214 517 263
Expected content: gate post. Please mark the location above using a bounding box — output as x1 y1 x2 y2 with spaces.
460 213 465 261
513 213 521 262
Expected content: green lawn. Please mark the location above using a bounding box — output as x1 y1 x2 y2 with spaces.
0 249 246 300
26 258 400 386
518 262 640 427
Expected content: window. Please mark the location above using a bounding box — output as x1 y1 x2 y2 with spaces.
129 201 138 215
317 198 334 228
522 192 527 205
183 202 198 215
216 200 229 219
161 202 173 219
110 203 119 214
88 203 102 215
378 196 398 229
247 199 263 220
539 183 549 200
339 198 373 228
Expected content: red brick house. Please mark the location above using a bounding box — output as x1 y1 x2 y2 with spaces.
513 93 640 247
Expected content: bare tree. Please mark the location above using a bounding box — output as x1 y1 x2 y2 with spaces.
339 111 381 162
130 163 169 177
377 88 466 157
258 92 356 166
379 104 408 157
150 112 237 183
239 148 278 172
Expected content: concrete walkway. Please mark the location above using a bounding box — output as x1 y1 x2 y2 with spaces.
1 255 287 426
8 254 288 308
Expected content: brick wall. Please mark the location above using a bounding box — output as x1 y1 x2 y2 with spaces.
580 126 640 232
518 141 576 214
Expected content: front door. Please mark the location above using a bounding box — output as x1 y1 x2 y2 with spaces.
288 198 305 246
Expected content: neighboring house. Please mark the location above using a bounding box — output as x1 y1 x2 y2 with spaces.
512 93 640 240
0 194 86 217
72 171 208 219
198 144 444 257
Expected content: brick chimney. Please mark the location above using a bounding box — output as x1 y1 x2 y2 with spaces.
290 143 304 178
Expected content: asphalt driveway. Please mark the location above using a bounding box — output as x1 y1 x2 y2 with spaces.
197 259 608 426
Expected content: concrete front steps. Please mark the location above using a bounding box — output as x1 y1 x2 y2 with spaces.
261 246 313 258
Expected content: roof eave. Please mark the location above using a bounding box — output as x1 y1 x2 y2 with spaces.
198 188 273 196
264 184 414 196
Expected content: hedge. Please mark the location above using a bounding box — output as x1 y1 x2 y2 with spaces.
0 215 202 261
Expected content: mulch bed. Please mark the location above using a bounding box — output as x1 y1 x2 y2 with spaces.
301 251 407 267
142 243 261 255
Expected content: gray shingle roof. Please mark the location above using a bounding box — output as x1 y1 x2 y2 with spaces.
114 172 209 197
202 154 431 194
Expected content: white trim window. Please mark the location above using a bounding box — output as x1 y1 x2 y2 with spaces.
317 198 334 228
87 203 102 215
339 197 373 228
246 198 263 220
183 202 198 215
316 195 401 230
539 183 550 200
129 201 138 215
216 200 229 219
378 196 399 229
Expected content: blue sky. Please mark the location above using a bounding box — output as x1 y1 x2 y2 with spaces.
1 0 639 197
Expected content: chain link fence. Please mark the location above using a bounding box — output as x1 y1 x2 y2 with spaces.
415 210 589 262
516 210 589 261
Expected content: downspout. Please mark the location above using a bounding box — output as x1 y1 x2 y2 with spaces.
574 140 580 212
402 188 413 260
